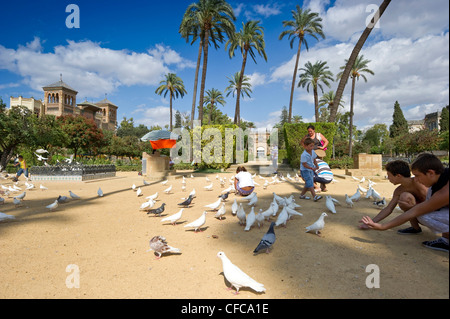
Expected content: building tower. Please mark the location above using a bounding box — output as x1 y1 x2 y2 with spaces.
42 74 78 117
95 94 118 131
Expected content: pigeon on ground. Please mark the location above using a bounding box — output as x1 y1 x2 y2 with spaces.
147 236 181 259
218 192 229 201
204 183 213 191
15 192 26 200
358 184 367 194
247 194 258 206
305 212 328 236
161 208 183 225
275 206 289 227
246 192 257 201
365 187 373 199
285 206 303 219
161 179 168 185
140 199 155 211
217 251 266 295
131 184 136 191
57 195 69 203
147 203 166 217
325 195 338 214
184 211 207 232
345 194 354 208
143 180 150 186
189 189 196 198
253 222 276 254
69 190 80 199
163 185 172 194
0 197 4 205
215 203 226 220
271 199 279 217
146 192 158 201
370 187 383 201
349 188 361 202
46 200 59 211
97 187 104 197
231 198 238 215
255 209 265 228
178 195 194 207
136 187 143 197
374 197 387 208
351 176 361 182
40 184 48 190
237 203 246 226
261 204 274 221
204 198 222 211
244 207 256 231
0 212 15 222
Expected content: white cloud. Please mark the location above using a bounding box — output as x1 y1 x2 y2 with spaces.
133 105 171 128
247 72 267 88
252 3 282 18
0 37 194 99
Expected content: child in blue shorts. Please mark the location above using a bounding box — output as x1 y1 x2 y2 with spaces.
299 138 322 201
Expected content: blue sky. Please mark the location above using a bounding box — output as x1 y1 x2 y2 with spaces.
0 0 448 131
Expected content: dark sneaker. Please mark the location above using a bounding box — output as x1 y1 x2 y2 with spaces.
397 226 422 235
422 238 449 252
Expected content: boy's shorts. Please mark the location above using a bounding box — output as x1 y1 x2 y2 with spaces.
417 207 449 234
300 170 314 188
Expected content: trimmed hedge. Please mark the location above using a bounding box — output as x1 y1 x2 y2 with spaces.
283 122 337 169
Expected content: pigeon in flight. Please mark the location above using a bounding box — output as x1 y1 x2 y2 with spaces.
147 203 166 217
217 251 266 295
253 222 276 254
147 236 181 259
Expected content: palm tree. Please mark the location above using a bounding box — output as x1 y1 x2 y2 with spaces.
329 0 391 123
226 20 267 125
318 90 345 122
298 60 334 122
203 88 226 124
336 54 374 157
155 73 187 131
224 71 252 101
179 3 228 129
279 5 325 123
182 0 235 124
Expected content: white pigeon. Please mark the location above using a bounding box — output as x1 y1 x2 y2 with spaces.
97 187 104 197
163 185 172 194
161 179 168 185
244 207 256 231
161 208 183 225
305 212 328 236
345 194 354 208
204 183 213 191
222 185 233 193
46 200 58 211
131 184 136 191
146 192 158 201
205 176 211 183
0 212 15 222
184 211 207 232
358 184 368 194
143 180 150 186
247 194 258 206
275 206 289 227
13 198 22 207
35 153 48 161
370 187 383 201
69 190 80 199
245 192 257 201
365 187 373 199
237 203 246 226
261 204 274 221
35 148 48 154
140 199 155 211
136 187 143 197
351 176 361 182
205 198 222 211
217 251 266 295
255 209 265 228
189 189 196 198
40 184 48 190
359 176 366 184
271 198 279 216
181 184 186 192
350 188 361 202
231 199 238 216
25 183 35 190
273 192 284 204
325 195 338 214
215 203 226 220
15 192 26 200
285 206 303 219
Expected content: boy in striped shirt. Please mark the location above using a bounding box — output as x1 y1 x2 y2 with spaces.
314 159 333 192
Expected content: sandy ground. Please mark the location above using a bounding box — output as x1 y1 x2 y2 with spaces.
0 169 448 300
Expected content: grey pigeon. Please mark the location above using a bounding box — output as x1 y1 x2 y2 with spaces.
253 222 276 254
57 195 69 203
178 195 193 207
147 235 181 259
147 203 166 217
218 192 229 201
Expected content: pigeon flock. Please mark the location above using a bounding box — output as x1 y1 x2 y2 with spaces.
1 166 388 296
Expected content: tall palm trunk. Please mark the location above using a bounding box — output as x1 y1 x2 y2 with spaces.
234 49 248 126
191 39 203 129
198 28 210 124
313 85 319 122
288 39 303 123
329 0 391 123
348 77 356 157
169 91 173 130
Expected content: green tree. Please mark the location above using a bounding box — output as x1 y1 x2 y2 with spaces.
389 101 408 138
440 105 449 132
337 54 374 157
182 0 235 124
319 90 345 122
226 20 267 125
203 88 226 125
279 5 325 123
57 115 104 159
330 0 391 122
298 60 334 122
155 73 187 130
362 123 389 154
224 71 252 101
